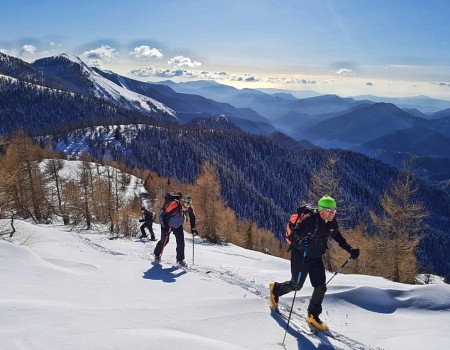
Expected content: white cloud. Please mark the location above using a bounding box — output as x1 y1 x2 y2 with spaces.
129 66 235 80
50 42 62 47
168 55 201 68
81 45 119 62
129 66 184 78
335 68 355 76
19 44 37 55
229 74 260 82
129 45 163 60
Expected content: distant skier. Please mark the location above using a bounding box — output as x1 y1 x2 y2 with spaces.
139 207 156 241
154 195 198 268
269 195 360 331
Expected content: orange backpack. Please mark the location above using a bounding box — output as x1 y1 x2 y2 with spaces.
286 204 317 246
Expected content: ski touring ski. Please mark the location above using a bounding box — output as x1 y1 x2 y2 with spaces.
174 260 189 271
274 303 329 337
273 301 372 350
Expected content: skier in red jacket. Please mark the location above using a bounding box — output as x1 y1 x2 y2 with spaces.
154 196 198 267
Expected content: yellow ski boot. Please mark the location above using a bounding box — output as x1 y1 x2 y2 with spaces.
307 313 329 332
269 282 278 310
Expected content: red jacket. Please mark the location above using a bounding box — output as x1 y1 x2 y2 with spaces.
160 200 196 230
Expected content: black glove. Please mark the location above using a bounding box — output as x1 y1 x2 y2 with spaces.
349 248 360 259
191 228 198 236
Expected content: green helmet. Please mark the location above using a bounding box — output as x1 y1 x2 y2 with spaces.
180 196 193 206
318 195 336 209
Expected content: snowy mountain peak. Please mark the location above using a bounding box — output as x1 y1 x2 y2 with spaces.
32 54 177 120
54 52 85 65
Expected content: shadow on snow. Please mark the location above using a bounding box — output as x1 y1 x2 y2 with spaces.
142 263 187 283
270 308 333 350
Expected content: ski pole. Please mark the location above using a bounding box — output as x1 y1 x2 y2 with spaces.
192 232 195 265
282 249 307 346
326 256 351 286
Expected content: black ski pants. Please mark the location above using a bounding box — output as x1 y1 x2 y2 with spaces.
273 253 327 317
154 226 185 261
140 222 155 238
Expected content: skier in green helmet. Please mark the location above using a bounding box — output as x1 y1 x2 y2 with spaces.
269 195 360 331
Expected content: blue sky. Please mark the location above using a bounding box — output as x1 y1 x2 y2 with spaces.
1 0 449 99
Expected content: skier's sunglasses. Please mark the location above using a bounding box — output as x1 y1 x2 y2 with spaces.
319 207 337 214
181 197 192 207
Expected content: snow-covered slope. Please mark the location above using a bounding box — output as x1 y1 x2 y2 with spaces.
32 53 177 121
1 220 449 350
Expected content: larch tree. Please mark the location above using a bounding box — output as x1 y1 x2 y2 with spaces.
191 161 231 243
370 169 428 283
2 133 48 222
43 159 70 224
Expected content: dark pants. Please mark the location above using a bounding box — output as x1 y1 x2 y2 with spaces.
140 223 155 239
154 226 185 261
273 253 327 317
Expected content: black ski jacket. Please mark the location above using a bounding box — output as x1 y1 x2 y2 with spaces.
290 213 352 259
139 210 154 224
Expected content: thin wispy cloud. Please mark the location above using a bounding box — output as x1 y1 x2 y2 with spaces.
129 45 163 60
267 77 319 85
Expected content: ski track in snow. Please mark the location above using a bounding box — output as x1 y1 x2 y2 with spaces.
276 302 380 350
77 233 374 349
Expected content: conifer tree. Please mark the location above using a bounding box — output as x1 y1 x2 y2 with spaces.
2 133 47 222
370 168 428 283
191 161 225 243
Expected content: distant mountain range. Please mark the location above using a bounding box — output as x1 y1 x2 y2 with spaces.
155 79 450 181
351 94 450 114
2 51 450 181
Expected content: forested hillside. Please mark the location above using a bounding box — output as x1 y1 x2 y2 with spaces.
39 122 450 277
0 75 162 135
